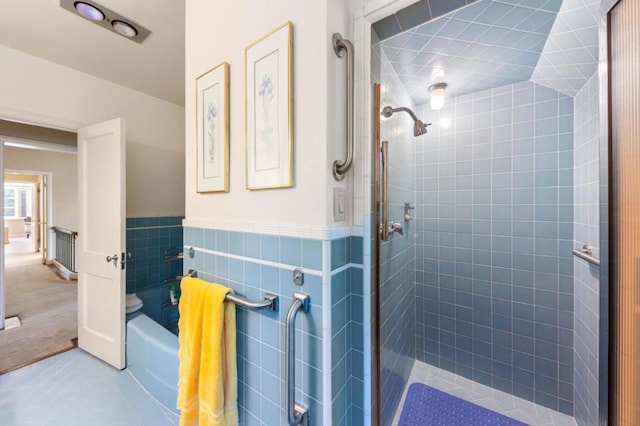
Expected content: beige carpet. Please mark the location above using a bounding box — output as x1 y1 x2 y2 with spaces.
0 262 77 374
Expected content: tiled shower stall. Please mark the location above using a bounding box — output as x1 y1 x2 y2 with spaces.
370 0 602 424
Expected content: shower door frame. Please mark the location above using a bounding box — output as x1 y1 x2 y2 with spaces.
598 2 613 424
353 3 426 424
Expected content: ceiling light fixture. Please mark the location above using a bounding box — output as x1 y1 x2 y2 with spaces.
429 83 447 110
74 2 104 21
60 0 151 43
112 20 138 38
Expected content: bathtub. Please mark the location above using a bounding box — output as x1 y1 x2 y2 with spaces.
126 314 180 415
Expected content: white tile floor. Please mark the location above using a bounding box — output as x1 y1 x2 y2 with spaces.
392 361 577 426
0 349 178 425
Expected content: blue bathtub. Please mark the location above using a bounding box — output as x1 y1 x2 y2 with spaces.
127 314 180 415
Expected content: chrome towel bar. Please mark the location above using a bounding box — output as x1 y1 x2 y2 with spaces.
226 292 278 312
285 292 310 425
572 244 600 266
183 269 278 311
332 32 354 181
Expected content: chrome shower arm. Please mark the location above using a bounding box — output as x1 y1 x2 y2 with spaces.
382 106 419 122
381 105 431 136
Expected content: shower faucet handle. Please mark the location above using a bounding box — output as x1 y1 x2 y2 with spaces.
404 202 415 221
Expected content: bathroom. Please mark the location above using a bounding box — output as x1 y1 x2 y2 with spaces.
1 0 638 425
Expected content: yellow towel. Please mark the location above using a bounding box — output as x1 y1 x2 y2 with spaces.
177 277 238 426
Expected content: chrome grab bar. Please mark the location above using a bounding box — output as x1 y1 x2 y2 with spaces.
332 32 354 181
380 141 390 241
572 244 600 266
285 292 310 425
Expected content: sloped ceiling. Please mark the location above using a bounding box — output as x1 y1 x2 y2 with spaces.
0 0 184 106
379 0 599 106
530 0 599 96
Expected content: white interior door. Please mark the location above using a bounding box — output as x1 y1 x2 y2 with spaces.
77 118 126 369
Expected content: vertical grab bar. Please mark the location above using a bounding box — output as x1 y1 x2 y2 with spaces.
332 33 354 181
285 292 310 425
380 141 390 241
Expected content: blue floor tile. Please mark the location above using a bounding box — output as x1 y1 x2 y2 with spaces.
0 349 178 425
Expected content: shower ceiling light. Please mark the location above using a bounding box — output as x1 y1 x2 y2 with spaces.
74 2 104 21
429 83 447 110
60 0 151 43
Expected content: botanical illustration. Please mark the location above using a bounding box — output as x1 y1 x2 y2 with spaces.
207 102 217 162
202 82 220 179
254 51 280 171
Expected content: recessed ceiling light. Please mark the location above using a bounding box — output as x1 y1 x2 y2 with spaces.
74 1 104 21
61 0 151 43
112 20 138 38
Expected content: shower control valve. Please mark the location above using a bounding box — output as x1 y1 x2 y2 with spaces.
389 221 404 236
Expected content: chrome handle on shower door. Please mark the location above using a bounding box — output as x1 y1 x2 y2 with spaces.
380 141 390 241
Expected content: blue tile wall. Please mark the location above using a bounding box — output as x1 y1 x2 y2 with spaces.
378 46 418 426
183 227 325 426
573 73 600 426
126 216 183 332
415 80 574 414
331 236 364 426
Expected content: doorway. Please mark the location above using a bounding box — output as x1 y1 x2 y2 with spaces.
0 141 79 373
4 172 43 268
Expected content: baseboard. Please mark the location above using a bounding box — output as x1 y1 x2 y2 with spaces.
51 260 77 280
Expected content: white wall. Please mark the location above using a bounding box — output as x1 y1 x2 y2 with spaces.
0 44 185 218
4 147 77 231
185 0 352 229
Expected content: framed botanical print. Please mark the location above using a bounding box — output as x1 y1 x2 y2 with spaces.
196 62 229 192
245 22 293 190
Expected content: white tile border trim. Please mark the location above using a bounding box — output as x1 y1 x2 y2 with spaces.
331 262 365 276
126 224 182 231
322 240 333 426
183 218 363 240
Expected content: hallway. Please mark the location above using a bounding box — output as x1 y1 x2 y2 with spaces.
1 239 77 373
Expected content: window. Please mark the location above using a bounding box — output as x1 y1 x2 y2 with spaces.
3 184 33 218
3 188 16 217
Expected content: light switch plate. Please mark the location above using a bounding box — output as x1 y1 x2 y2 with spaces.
333 188 346 221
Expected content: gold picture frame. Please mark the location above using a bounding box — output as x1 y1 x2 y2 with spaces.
245 22 294 190
196 62 230 193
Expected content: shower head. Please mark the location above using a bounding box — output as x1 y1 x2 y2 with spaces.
381 106 431 136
